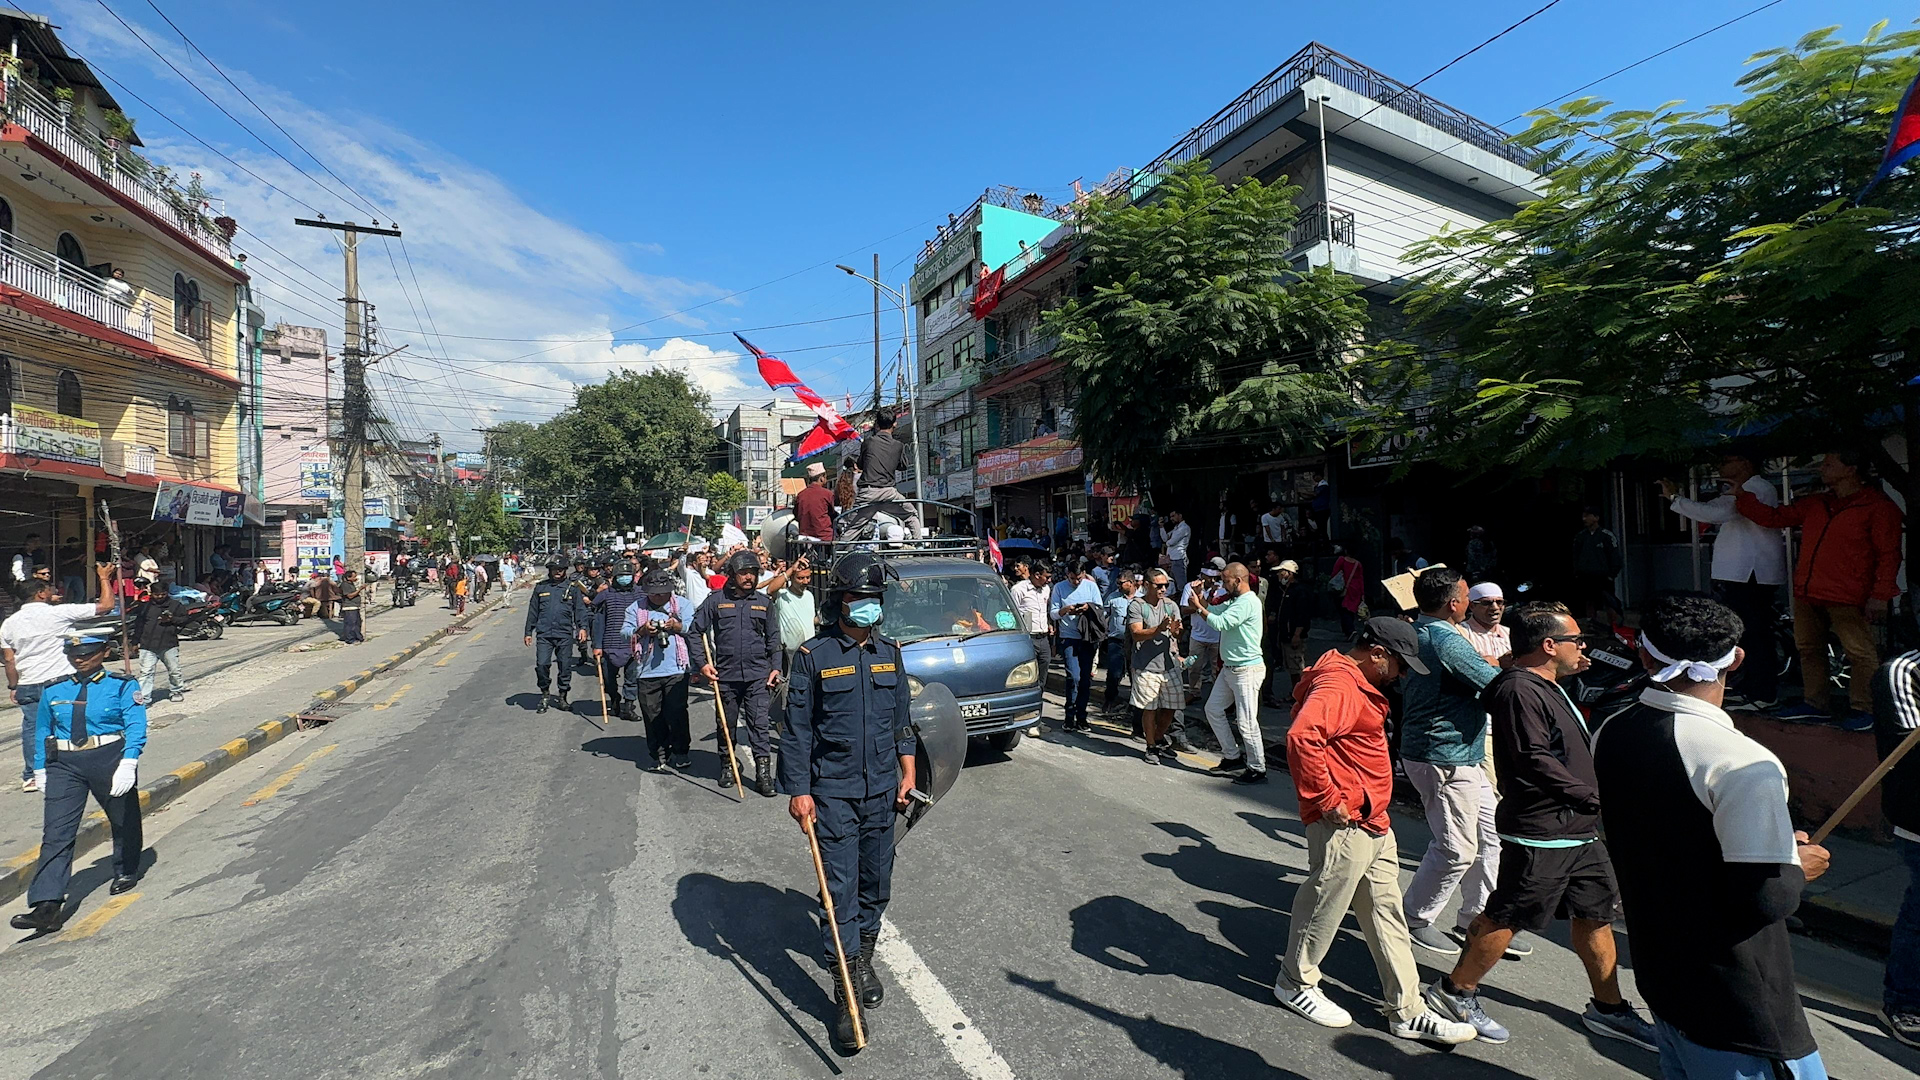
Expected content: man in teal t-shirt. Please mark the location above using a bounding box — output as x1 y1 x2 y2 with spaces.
1190 562 1268 783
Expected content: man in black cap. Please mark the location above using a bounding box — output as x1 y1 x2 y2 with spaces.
690 550 782 795
10 632 147 932
525 558 589 714
590 559 646 720
782 551 917 1052
623 568 696 769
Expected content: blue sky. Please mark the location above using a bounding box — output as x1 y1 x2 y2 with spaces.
45 0 1904 449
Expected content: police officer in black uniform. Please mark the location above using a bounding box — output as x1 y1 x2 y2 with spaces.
780 552 918 1052
590 558 645 720
10 633 147 932
525 558 588 713
571 557 605 668
689 550 781 795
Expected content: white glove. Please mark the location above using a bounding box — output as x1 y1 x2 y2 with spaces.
110 758 138 797
32 770 45 791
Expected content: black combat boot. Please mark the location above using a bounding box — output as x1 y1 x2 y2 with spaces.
536 691 550 714
555 688 569 710
10 901 62 932
718 744 735 786
857 931 884 1007
754 754 776 797
831 970 866 1054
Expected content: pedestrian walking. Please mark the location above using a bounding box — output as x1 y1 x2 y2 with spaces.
524 558 588 713
1049 557 1104 732
773 558 819 676
1128 568 1184 762
1570 507 1624 623
1275 616 1476 1046
1659 448 1787 709
1593 593 1833 1079
1 567 116 791
689 550 782 796
1191 562 1268 784
1101 569 1137 723
780 552 918 1053
1329 545 1364 638
1459 582 1511 663
337 571 365 643
1736 450 1902 729
623 569 694 770
1399 567 1507 958
1163 510 1191 594
1871 650 1920 1048
8 632 146 932
1262 558 1311 707
131 580 189 703
1424 601 1657 1050
590 560 645 720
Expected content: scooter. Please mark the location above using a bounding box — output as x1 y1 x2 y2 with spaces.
221 581 307 626
175 596 226 640
392 577 418 608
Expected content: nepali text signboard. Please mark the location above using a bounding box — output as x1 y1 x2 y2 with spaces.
11 404 100 466
974 436 1083 489
288 525 333 577
298 448 332 500
152 482 246 528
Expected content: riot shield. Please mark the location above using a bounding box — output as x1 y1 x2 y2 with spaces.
896 681 966 848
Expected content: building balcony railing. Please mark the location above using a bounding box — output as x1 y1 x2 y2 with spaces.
1288 204 1357 251
979 333 1058 381
0 228 154 340
99 437 157 476
1138 41 1534 186
1 75 233 260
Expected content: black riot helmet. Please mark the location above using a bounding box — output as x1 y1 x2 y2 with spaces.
546 556 568 577
723 550 762 577
826 552 890 600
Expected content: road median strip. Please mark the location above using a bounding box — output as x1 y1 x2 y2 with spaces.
0 593 509 906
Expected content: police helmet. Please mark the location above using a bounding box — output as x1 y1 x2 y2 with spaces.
642 568 676 593
63 632 111 657
546 556 568 571
723 551 762 577
614 558 639 579
827 552 889 599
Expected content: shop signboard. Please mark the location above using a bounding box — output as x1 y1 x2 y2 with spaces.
290 527 333 577
364 551 391 576
364 496 387 516
974 436 1083 489
298 448 333 500
10 403 100 466
151 482 246 528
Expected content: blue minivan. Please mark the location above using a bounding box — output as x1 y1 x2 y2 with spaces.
882 556 1042 753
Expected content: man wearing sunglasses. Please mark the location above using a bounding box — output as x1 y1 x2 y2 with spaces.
1460 582 1511 666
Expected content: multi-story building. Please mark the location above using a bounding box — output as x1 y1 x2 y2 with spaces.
256 323 330 573
0 10 254 590
712 400 818 529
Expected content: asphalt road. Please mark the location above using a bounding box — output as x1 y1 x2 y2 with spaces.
0 609 1910 1079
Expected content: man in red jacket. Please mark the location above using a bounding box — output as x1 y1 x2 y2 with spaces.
1736 451 1902 729
1275 617 1477 1047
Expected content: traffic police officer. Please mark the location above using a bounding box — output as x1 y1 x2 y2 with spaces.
591 559 645 720
10 633 147 932
781 552 917 1051
689 550 781 795
525 558 588 713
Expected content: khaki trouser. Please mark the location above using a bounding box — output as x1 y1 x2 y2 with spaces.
1279 819 1424 1023
1793 597 1877 712
1401 759 1501 932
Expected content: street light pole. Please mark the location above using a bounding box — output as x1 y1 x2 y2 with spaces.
836 266 920 499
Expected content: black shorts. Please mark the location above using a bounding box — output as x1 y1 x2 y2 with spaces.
1479 838 1620 934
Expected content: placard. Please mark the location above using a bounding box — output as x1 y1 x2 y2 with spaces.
680 496 709 518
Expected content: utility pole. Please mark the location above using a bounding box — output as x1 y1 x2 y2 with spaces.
296 217 402 583
871 252 881 417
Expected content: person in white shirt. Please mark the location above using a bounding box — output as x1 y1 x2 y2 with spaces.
1009 560 1050 645
1164 511 1191 595
1459 582 1512 663
1658 449 1788 707
1 567 117 790
1260 502 1290 545
1187 562 1226 698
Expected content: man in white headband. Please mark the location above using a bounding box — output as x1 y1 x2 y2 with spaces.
1460 582 1511 665
1592 594 1832 1078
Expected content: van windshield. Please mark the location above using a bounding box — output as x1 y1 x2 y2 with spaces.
885 572 1021 644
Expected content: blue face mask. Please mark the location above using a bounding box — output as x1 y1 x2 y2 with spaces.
615 575 634 587
845 598 883 627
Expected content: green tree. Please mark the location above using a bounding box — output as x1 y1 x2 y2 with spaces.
457 488 515 552
521 370 716 534
1365 24 1920 476
699 471 749 542
1044 160 1367 487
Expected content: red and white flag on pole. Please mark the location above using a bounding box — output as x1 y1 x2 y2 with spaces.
737 334 860 458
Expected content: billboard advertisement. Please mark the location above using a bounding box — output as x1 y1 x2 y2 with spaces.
298 448 333 500
10 404 101 466
151 482 246 528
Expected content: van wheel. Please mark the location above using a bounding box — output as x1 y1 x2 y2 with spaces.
986 730 1022 753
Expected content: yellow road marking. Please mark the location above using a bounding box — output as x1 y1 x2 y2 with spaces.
372 683 414 710
242 744 339 806
433 650 459 667
64 892 139 939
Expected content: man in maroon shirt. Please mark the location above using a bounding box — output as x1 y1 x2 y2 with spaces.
794 462 836 545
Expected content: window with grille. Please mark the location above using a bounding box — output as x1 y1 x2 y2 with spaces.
173 274 207 339
742 428 768 458
751 469 772 504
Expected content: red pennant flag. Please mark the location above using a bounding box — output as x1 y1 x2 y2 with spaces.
737 334 859 450
970 266 1006 319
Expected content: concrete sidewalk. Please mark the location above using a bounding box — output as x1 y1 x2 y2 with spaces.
0 586 522 877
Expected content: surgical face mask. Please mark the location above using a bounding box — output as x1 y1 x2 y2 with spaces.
615 575 634 587
845 597 883 627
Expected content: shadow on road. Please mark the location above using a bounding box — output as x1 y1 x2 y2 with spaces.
1142 821 1302 912
673 872 843 1071
1331 1030 1533 1078
1070 894 1272 1004
1008 971 1308 1078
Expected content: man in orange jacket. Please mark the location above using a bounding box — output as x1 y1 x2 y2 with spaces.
1274 617 1477 1046
1736 450 1902 728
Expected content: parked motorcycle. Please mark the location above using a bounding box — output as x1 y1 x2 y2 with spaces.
221 581 307 626
174 596 226 640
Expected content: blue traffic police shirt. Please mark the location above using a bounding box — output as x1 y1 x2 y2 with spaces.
32 670 148 770
688 587 780 682
524 576 588 638
779 625 916 799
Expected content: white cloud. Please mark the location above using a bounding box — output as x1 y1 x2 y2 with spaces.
49 1 757 444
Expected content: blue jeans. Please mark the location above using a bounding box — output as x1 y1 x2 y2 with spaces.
1889 835 1920 1014
1060 638 1097 724
1653 1018 1826 1080
1102 638 1127 708
15 682 47 781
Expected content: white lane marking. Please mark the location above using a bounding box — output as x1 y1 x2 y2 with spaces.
875 917 1016 1080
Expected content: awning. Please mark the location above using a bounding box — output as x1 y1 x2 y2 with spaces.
975 435 1083 488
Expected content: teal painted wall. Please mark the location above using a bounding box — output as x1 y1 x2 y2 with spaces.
979 204 1061 273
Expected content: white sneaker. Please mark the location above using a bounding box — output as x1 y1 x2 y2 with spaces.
1390 1009 1478 1045
1275 983 1353 1028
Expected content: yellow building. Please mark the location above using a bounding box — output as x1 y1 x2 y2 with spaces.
0 11 256 592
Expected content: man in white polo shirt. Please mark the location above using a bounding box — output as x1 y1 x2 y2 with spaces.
1658 448 1788 709
2 566 117 791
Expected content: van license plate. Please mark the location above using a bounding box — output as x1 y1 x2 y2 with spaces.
959 702 989 719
